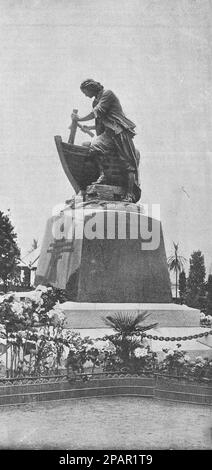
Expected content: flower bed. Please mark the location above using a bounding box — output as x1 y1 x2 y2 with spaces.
0 288 212 384
200 312 212 327
0 286 70 377
158 345 212 382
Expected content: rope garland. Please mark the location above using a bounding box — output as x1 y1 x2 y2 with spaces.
141 329 212 342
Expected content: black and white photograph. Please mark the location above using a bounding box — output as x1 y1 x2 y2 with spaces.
0 0 211 460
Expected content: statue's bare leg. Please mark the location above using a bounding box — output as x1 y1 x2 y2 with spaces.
92 155 107 184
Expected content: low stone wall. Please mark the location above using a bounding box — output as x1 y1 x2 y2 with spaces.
0 374 211 407
0 375 154 406
155 375 212 406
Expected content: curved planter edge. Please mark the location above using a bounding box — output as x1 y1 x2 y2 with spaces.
0 375 211 407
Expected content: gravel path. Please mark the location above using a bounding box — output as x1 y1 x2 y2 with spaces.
0 397 211 449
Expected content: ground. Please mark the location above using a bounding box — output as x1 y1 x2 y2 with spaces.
0 397 211 449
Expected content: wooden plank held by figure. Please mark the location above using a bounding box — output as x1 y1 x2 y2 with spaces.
68 109 78 144
77 122 94 138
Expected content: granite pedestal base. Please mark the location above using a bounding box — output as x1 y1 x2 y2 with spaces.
60 302 212 358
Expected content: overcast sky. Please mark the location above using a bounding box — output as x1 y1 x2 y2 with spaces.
0 0 211 272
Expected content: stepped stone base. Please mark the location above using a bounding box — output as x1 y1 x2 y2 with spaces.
60 302 212 358
61 302 200 329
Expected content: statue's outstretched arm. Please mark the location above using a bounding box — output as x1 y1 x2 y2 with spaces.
83 125 96 130
72 111 95 122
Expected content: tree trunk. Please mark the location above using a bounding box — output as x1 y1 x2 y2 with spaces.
10 345 14 377
6 333 9 377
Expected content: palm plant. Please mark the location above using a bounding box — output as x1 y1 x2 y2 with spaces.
103 311 157 365
167 242 186 300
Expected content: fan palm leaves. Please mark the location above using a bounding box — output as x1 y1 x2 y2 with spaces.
103 311 158 365
167 242 186 299
104 311 157 336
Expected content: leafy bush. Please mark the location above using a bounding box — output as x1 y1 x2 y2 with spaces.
0 285 68 376
159 344 212 381
1 288 212 382
200 312 212 327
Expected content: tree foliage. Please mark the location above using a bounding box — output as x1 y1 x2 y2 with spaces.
0 211 20 291
185 250 206 310
206 274 212 316
179 270 187 304
0 286 69 377
167 242 186 300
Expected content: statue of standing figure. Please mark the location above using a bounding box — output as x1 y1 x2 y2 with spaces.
71 79 141 203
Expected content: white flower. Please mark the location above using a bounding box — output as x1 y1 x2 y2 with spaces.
184 355 191 362
35 285 48 293
200 312 205 319
11 301 24 317
92 340 106 351
54 312 65 323
134 347 148 358
84 360 93 368
36 330 43 338
178 358 184 364
22 298 33 309
69 346 77 354
196 356 205 362
103 340 116 353
48 305 65 323
32 313 39 322
56 311 65 322
167 350 174 356
205 316 212 323
29 291 43 304
61 330 68 339
9 338 16 344
47 310 55 319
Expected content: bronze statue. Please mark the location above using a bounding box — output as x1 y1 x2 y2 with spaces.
71 79 140 203
37 84 173 304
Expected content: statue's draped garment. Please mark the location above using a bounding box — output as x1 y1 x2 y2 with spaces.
90 89 140 177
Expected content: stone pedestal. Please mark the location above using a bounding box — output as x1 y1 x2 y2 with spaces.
36 197 212 357
61 302 200 329
60 301 212 358
35 201 172 303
